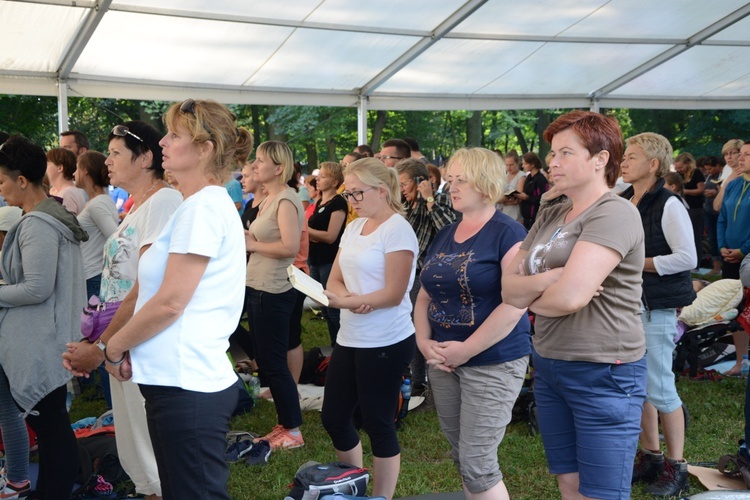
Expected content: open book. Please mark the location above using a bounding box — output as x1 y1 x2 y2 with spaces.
286 264 329 306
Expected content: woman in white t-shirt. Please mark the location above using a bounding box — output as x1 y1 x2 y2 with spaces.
63 120 183 500
74 151 119 300
45 148 87 215
321 158 418 500
103 100 252 500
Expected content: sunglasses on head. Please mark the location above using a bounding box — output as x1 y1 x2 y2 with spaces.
179 99 215 137
112 125 143 142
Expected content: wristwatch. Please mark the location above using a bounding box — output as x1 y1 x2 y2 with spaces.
426 196 435 203
95 339 107 353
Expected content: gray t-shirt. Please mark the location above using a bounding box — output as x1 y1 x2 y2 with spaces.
520 192 646 364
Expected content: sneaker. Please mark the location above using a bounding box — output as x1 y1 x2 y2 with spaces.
244 439 272 466
254 424 284 444
225 437 255 462
632 448 665 484
645 457 688 496
266 427 304 450
0 480 30 499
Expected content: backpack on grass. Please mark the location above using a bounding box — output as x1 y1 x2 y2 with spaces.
72 431 129 498
285 461 369 500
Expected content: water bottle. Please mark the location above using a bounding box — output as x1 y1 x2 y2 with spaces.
741 355 750 377
249 372 261 402
398 378 411 421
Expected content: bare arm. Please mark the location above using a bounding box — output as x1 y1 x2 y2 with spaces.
308 210 346 244
714 172 740 211
435 242 528 368
414 287 446 368
246 199 300 258
501 248 563 308
683 181 704 197
528 240 621 317
106 253 210 362
325 250 414 311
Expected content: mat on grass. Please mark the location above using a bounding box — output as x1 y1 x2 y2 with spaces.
689 464 747 491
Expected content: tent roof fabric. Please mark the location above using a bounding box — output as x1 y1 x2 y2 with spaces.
2 0 750 110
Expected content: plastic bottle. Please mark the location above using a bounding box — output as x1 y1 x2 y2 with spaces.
398 378 411 421
249 372 261 402
741 355 750 377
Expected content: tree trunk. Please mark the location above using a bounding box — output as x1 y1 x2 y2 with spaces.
305 143 319 172
513 126 528 154
371 110 387 150
325 135 337 161
267 106 288 142
466 110 482 147
251 105 263 150
536 110 551 164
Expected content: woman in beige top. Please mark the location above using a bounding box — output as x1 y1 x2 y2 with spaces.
245 140 305 450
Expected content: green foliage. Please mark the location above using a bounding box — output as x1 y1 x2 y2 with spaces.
0 95 58 148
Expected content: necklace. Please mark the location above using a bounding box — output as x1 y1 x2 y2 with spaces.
131 180 162 212
733 178 750 221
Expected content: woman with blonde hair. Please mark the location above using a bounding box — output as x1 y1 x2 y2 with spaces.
415 147 531 499
321 158 418 499
245 140 305 450
103 99 252 499
674 152 704 267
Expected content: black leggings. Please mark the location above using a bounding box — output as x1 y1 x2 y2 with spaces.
321 335 415 458
25 384 79 499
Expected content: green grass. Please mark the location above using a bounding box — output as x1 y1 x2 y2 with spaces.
70 311 748 499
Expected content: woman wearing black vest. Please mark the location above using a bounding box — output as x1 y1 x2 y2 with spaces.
620 133 696 497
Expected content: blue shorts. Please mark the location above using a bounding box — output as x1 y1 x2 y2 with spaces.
533 352 647 500
642 308 682 413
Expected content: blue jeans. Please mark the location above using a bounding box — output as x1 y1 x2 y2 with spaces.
310 262 340 345
248 287 303 429
642 308 682 413
140 383 237 500
533 352 647 500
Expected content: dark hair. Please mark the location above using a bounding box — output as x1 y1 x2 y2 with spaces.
0 131 10 146
354 144 374 157
427 163 441 186
381 139 411 161
522 152 543 172
287 162 302 191
0 135 47 185
46 148 78 180
703 155 724 168
403 137 420 152
664 172 684 196
345 151 364 162
60 130 90 150
543 110 623 188
108 121 165 179
77 151 110 188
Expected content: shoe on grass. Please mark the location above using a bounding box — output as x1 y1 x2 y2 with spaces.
245 439 272 466
225 437 254 462
645 457 688 496
632 448 665 484
0 480 31 499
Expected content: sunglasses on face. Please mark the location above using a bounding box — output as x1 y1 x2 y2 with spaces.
111 125 143 143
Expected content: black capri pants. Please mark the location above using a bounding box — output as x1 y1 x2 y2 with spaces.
321 334 415 458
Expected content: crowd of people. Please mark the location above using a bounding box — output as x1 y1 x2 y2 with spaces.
0 106 749 500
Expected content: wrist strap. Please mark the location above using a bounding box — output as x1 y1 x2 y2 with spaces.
104 348 127 366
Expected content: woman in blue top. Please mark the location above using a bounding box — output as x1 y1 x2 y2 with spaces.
415 147 531 499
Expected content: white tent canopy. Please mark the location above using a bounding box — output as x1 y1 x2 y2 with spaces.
3 0 750 140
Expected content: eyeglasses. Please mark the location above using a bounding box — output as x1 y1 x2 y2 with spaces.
375 154 403 161
112 125 143 143
398 180 414 189
179 98 214 137
342 187 374 202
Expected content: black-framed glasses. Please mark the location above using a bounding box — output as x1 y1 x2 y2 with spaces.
112 125 143 142
179 98 214 137
342 187 374 202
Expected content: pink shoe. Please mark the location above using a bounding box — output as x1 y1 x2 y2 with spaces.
266 427 304 450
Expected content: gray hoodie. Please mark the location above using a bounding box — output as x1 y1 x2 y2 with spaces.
742 253 750 288
0 198 87 415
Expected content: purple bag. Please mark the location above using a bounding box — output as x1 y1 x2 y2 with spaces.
81 296 122 342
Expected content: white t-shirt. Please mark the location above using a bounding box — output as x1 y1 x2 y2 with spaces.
336 214 418 348
131 186 245 393
78 194 119 280
100 188 183 303
57 186 88 216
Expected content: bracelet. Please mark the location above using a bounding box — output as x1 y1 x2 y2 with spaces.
104 348 127 366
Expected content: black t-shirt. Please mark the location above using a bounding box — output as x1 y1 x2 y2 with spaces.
308 194 348 265
683 169 705 209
